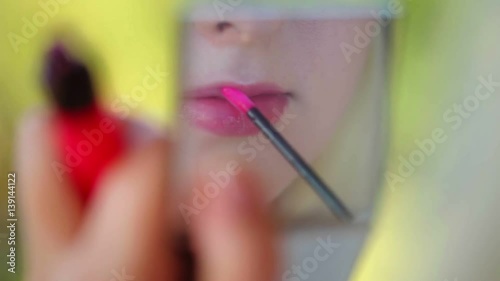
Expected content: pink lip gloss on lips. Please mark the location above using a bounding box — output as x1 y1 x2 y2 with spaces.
182 83 289 136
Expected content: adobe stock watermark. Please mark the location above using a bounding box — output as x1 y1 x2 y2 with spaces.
386 75 500 191
178 109 297 224
341 0 404 63
51 65 169 181
7 0 73 54
6 172 17 274
212 0 244 20
282 235 340 281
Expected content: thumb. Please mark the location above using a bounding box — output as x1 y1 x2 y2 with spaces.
72 137 175 280
16 110 83 276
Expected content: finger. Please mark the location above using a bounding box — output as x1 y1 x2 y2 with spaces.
70 137 174 280
191 163 279 281
16 110 83 274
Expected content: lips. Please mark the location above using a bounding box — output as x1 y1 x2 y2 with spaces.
182 83 290 136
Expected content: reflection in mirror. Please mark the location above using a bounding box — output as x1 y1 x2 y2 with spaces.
176 5 393 281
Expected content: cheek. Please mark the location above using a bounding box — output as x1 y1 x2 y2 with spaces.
272 20 371 85
278 20 373 163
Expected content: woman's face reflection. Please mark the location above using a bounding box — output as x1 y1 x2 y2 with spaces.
181 17 372 198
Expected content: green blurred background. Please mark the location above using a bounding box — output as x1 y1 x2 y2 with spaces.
2 0 500 280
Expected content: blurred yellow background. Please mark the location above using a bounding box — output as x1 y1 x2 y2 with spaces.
0 1 180 280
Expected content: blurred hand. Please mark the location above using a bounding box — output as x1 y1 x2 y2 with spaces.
16 111 277 281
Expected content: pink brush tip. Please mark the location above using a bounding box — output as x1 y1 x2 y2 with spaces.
222 87 255 113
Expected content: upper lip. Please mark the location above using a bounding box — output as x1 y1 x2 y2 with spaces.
184 82 289 99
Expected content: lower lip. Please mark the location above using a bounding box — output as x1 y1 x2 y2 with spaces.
182 94 289 136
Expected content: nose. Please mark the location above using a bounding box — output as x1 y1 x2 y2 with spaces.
193 19 283 46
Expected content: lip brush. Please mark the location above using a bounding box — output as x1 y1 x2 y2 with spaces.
222 87 353 222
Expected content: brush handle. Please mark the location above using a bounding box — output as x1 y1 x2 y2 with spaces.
247 108 353 222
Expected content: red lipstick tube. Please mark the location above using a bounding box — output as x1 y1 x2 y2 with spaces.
45 44 125 203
